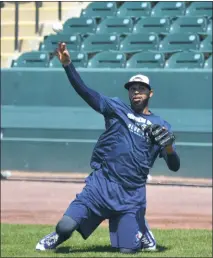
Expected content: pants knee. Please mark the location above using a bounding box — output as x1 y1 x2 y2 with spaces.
119 248 138 254
56 215 78 238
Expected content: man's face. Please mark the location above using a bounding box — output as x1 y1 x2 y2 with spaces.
128 83 153 112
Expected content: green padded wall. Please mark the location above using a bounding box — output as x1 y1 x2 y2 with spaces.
1 68 212 178
1 68 212 109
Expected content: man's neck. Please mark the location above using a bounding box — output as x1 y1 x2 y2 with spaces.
142 106 151 115
133 106 151 115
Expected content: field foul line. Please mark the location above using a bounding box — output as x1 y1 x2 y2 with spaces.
2 137 212 147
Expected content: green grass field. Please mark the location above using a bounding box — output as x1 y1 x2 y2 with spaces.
1 224 212 257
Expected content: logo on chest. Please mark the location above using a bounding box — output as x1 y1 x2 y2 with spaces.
127 113 152 139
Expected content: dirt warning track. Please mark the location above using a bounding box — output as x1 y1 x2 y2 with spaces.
1 175 212 230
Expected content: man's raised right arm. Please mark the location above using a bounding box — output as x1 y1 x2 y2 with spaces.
56 42 110 114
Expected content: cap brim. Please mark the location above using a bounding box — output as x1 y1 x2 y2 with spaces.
124 81 151 90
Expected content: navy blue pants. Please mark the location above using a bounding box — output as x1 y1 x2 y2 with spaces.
64 170 146 250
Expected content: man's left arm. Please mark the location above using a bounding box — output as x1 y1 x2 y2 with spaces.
160 144 180 172
145 123 180 172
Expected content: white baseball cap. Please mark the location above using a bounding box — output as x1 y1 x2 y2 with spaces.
124 74 151 90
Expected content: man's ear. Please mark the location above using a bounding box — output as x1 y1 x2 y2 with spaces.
149 90 154 98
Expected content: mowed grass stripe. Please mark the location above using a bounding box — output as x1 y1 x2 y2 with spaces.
1 224 212 257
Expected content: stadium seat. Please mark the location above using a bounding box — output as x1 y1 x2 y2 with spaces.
96 17 133 35
49 52 88 68
116 2 152 18
126 52 165 68
199 35 212 53
133 17 170 35
158 33 200 53
119 33 159 53
186 2 213 18
165 52 205 69
40 34 82 52
49 56 61 67
169 17 208 34
87 51 126 68
207 19 212 34
63 17 97 35
81 34 120 53
12 51 49 68
80 2 117 19
204 55 212 68
151 1 186 17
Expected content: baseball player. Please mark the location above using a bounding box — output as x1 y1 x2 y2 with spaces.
36 43 180 254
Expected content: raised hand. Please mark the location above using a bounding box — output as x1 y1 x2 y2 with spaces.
55 42 71 66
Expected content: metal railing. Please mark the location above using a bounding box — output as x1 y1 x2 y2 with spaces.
6 1 63 51
14 2 19 51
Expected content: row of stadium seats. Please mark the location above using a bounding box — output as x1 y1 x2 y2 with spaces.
11 51 212 69
61 16 212 36
39 33 212 53
80 2 212 19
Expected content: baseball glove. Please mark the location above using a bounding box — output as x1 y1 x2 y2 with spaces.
144 124 175 147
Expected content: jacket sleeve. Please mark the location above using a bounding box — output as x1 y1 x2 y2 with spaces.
160 147 180 172
63 62 114 115
159 121 180 172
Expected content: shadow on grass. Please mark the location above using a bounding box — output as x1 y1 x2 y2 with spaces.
55 244 168 254
55 245 115 253
156 244 169 252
